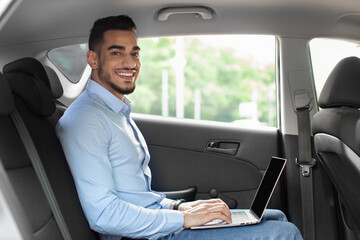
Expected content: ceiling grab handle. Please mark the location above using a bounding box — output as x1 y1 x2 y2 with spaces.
156 7 214 21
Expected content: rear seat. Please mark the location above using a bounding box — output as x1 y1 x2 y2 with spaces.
0 70 63 239
1 57 98 240
0 72 35 239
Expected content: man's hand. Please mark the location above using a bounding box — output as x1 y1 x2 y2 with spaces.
178 198 224 211
179 199 232 228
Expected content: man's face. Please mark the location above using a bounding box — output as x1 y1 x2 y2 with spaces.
89 30 141 99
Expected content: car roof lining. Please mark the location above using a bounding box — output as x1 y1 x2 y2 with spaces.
1 0 360 45
1 0 360 65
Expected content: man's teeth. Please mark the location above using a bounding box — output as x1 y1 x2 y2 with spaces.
118 72 133 77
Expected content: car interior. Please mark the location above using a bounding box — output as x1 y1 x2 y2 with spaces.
0 0 360 240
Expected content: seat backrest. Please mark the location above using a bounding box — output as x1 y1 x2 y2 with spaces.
0 71 64 240
2 57 98 240
312 56 360 239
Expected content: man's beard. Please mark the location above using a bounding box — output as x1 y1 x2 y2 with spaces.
98 63 136 95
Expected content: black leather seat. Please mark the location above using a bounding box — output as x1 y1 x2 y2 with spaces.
0 70 67 239
312 56 360 239
2 58 99 240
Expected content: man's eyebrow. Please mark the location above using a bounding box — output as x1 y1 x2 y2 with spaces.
107 45 125 51
107 45 141 51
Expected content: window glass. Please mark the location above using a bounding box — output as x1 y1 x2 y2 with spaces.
309 38 360 98
47 36 276 127
0 0 12 17
48 43 88 83
132 35 277 127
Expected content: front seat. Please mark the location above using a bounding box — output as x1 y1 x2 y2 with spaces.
312 56 360 239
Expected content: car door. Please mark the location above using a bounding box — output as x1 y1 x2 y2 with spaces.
134 115 284 211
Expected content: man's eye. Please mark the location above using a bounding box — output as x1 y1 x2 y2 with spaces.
132 52 140 57
111 52 121 56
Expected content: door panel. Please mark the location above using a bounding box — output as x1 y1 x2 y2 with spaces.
134 114 284 210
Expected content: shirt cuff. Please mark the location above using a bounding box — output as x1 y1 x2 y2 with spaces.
160 198 175 209
162 209 184 232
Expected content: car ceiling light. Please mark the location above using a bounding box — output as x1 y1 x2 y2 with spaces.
156 6 215 21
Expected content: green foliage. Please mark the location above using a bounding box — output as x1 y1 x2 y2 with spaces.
131 36 276 126
131 38 176 115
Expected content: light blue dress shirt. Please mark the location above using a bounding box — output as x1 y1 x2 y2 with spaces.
56 80 184 240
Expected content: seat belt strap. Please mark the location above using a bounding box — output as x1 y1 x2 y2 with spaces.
295 104 316 240
11 109 72 240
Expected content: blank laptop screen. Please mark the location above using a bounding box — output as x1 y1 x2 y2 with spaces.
250 157 286 218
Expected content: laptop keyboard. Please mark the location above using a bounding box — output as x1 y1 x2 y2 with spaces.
232 211 254 224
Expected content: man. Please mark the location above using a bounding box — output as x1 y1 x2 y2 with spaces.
57 15 302 240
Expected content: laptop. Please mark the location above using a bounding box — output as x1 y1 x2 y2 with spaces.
191 156 287 229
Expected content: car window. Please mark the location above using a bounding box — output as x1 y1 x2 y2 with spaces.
48 35 277 127
48 43 88 83
133 35 276 127
0 0 12 16
309 38 360 99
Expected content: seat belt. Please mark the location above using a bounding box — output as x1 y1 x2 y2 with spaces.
294 92 316 240
10 109 72 240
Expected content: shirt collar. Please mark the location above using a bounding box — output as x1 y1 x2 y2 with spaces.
86 79 132 115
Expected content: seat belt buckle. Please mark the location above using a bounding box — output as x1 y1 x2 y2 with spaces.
296 158 316 177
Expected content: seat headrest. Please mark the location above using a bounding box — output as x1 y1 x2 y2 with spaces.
0 72 15 115
319 56 360 108
3 57 55 117
43 65 63 99
4 57 51 89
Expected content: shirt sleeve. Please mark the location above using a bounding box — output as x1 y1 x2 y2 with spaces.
160 198 176 209
56 108 184 239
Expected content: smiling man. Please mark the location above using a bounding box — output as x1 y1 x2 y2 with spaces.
87 28 141 99
56 15 302 240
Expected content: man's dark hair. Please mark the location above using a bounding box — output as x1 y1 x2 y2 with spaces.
89 15 137 51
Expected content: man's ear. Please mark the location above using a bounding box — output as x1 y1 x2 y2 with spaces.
87 50 98 70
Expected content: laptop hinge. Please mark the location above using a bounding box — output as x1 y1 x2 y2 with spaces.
249 209 260 221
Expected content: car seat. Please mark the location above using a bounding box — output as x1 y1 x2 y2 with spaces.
312 56 360 239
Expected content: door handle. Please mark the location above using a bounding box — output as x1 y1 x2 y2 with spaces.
206 141 240 156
